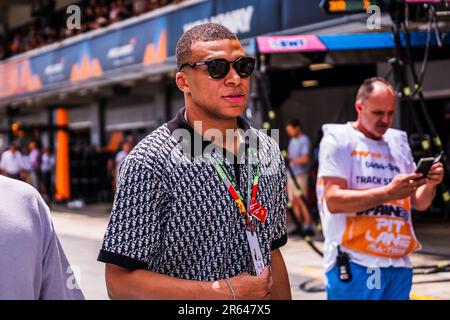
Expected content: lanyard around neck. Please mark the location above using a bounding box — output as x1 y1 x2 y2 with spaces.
209 146 260 232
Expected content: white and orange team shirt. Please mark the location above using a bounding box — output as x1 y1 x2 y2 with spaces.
316 123 421 272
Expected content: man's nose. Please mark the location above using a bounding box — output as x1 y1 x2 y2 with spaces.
225 66 241 86
381 113 390 124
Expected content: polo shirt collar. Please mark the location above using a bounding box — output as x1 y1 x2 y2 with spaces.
167 107 251 133
167 107 259 160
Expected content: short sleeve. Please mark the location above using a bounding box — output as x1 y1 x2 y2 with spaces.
403 133 417 173
98 157 170 270
317 134 351 181
300 136 311 156
271 152 288 251
39 196 85 300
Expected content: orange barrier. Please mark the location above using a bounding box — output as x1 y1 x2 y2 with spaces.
55 108 71 201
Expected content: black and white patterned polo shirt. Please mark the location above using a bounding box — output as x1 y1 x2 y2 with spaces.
98 107 287 281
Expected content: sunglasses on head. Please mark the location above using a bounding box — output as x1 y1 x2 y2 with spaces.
179 56 256 79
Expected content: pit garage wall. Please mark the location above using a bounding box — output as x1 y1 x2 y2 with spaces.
102 82 168 147
66 81 170 148
273 58 450 151
277 86 359 151
377 59 450 99
7 84 168 150
377 59 450 137
0 80 185 152
68 104 99 146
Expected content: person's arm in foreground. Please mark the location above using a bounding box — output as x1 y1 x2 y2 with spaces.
105 264 273 300
268 249 291 300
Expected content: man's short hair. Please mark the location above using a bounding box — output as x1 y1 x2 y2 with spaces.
287 119 303 130
356 77 395 103
176 23 238 70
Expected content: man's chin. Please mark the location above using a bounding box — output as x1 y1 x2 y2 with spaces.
375 128 388 138
220 104 245 118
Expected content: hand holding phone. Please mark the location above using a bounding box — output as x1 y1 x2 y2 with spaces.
414 152 443 178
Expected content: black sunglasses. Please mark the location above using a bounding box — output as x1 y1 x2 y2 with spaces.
179 56 256 79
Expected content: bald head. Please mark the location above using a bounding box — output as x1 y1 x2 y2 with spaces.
355 77 397 139
356 77 395 104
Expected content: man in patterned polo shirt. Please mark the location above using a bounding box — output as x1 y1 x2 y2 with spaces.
98 23 291 300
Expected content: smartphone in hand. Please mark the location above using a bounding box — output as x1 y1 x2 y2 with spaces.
414 151 443 178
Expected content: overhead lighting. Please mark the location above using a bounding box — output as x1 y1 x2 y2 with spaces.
302 80 319 88
309 63 334 72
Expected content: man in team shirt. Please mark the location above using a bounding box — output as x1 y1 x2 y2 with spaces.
317 77 444 300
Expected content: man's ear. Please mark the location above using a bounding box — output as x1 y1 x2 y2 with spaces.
176 72 190 94
355 101 363 112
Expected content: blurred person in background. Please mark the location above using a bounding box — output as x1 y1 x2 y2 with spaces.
125 134 137 149
286 119 314 236
93 5 109 29
40 147 55 202
28 140 41 190
83 5 96 32
20 147 32 184
0 143 23 180
114 141 132 185
133 0 149 15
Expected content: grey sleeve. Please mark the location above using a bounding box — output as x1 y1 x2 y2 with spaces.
301 136 312 156
38 197 85 300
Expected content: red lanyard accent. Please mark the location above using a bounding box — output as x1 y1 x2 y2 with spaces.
209 150 260 232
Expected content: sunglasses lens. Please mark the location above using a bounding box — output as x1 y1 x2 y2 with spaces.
206 57 255 79
208 60 230 79
234 58 255 78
